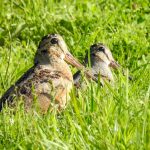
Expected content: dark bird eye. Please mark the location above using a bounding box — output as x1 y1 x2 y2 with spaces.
50 38 58 44
42 49 47 53
98 47 105 52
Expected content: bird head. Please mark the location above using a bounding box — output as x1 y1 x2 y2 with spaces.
34 34 84 70
90 43 120 69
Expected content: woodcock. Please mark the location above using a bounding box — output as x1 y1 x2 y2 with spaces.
73 43 120 87
0 34 95 113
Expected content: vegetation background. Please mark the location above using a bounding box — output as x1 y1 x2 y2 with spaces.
0 0 149 149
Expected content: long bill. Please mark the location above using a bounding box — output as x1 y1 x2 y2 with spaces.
109 61 120 69
65 52 97 82
65 53 84 70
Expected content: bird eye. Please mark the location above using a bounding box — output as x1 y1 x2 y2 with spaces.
41 49 47 53
50 38 58 44
98 47 105 52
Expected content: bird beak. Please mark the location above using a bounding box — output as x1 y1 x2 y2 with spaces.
109 61 120 69
65 52 84 70
65 52 98 82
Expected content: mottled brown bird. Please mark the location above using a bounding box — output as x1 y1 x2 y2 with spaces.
73 43 120 87
0 34 94 113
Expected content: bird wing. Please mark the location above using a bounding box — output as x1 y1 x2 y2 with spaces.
73 70 82 87
0 65 64 111
0 66 36 111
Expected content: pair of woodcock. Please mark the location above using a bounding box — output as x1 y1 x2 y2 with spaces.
0 34 119 113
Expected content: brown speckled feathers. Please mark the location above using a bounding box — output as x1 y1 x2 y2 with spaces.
0 34 87 113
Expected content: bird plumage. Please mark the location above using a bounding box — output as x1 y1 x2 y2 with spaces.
0 34 89 113
73 43 120 87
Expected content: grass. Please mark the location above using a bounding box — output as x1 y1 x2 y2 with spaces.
0 0 150 149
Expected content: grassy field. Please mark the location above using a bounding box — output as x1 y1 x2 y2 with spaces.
0 0 150 149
